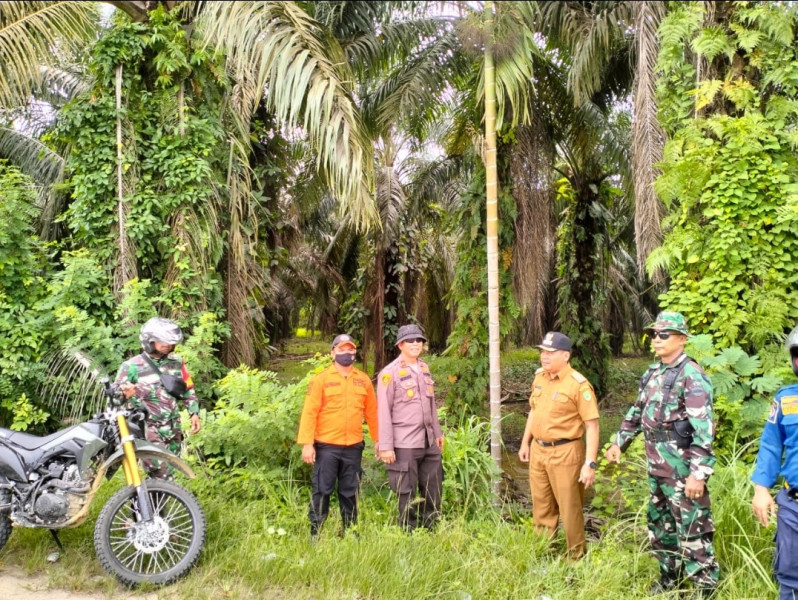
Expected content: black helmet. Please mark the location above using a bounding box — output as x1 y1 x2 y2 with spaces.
140 317 183 354
788 325 798 377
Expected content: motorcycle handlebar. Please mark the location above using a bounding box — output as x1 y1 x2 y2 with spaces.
100 377 126 407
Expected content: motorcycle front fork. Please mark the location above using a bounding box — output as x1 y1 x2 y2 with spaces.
116 415 153 521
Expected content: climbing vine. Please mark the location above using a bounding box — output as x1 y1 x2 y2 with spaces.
53 7 228 319
652 1 798 359
445 164 519 414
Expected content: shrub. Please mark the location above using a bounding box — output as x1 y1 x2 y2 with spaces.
188 356 330 481
442 415 502 517
688 334 783 461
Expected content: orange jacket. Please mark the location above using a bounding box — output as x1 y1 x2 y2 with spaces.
297 364 378 446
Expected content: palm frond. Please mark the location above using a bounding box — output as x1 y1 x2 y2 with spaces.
375 165 407 249
475 1 540 131
200 1 377 230
0 1 98 109
347 15 451 78
363 28 465 137
0 125 64 185
631 1 666 279
511 121 557 344
36 64 92 105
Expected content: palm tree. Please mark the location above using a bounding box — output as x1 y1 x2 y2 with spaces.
538 1 667 279
0 2 97 110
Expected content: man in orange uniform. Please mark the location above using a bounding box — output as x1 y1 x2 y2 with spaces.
297 334 378 539
518 331 600 558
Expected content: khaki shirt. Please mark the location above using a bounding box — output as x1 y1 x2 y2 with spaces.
529 364 599 442
377 356 442 451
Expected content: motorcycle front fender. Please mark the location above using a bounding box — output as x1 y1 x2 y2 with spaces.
99 440 196 479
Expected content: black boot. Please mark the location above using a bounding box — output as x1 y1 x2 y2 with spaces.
648 574 679 595
689 584 717 600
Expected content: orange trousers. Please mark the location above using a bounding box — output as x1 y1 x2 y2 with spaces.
529 440 586 557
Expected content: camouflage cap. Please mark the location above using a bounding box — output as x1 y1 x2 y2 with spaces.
646 311 691 336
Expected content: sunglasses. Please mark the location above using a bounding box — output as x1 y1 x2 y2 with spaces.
650 331 674 340
404 338 426 344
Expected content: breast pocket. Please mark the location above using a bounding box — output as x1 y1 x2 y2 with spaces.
424 376 435 397
323 388 345 410
550 391 575 416
351 385 367 409
399 378 420 402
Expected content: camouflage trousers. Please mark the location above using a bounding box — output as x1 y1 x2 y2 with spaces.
647 474 720 587
143 419 182 480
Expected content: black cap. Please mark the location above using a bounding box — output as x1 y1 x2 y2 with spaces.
396 324 427 345
331 334 357 350
537 331 572 352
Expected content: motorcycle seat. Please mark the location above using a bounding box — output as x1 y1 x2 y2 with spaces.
0 426 80 450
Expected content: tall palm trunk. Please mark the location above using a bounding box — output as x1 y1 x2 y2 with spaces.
113 63 136 303
483 1 502 495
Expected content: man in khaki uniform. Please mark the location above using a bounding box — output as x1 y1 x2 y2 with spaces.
377 324 444 531
518 331 599 558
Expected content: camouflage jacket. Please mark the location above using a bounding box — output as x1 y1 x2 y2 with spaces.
614 352 716 479
114 353 199 425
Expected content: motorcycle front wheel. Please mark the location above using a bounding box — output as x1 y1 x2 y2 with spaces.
94 479 206 587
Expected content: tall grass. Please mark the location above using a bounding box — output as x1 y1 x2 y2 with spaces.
0 449 778 600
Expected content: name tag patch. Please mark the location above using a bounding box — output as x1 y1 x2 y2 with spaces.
782 395 798 416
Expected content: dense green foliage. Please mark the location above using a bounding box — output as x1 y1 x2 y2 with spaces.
554 177 614 398
689 334 788 460
2 5 798 597
653 1 798 355
444 165 519 414
53 7 228 316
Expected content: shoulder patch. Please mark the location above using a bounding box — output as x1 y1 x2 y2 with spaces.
571 371 587 383
768 401 779 424
381 373 392 386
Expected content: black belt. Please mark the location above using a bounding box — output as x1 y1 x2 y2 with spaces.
535 438 579 447
644 429 680 443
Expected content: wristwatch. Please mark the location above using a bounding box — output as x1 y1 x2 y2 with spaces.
692 470 706 481
584 459 598 470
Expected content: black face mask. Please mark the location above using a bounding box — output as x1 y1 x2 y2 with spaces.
334 353 356 367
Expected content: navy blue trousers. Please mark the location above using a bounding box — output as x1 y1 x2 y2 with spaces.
775 488 798 600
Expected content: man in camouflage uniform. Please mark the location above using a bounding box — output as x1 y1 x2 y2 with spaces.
116 317 201 479
606 312 719 597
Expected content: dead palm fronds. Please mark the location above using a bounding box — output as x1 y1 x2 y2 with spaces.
0 1 98 110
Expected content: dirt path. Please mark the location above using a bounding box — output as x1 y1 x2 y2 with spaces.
0 565 158 600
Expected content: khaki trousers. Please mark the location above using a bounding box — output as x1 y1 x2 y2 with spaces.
529 440 586 557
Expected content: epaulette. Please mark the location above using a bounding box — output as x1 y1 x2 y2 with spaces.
535 367 544 375
571 371 587 383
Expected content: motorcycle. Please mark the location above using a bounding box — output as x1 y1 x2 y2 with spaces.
0 379 206 587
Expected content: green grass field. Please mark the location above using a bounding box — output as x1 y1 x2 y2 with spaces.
0 342 779 599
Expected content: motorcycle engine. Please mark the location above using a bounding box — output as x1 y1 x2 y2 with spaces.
31 464 92 525
34 491 69 521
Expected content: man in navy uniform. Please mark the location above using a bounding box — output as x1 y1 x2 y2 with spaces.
752 324 798 600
